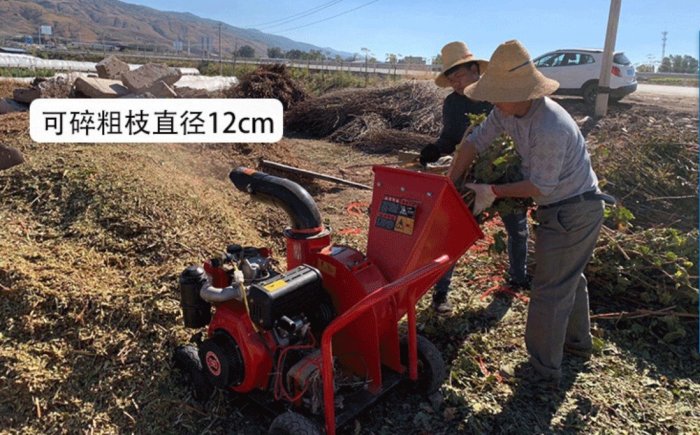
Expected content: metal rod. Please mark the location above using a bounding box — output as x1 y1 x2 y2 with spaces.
260 159 372 190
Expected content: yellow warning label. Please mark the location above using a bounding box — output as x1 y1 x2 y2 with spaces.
394 216 415 235
264 280 287 292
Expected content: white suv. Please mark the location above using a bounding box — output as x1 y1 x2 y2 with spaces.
532 49 637 104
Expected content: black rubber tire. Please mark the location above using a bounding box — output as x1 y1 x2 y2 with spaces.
268 411 322 435
582 82 598 105
173 344 214 402
400 334 446 395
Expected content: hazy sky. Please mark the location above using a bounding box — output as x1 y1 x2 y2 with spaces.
127 0 698 64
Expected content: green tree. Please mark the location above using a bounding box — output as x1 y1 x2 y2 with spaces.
235 45 255 58
661 54 699 73
659 56 672 72
682 55 698 73
636 64 655 73
267 47 284 59
310 49 324 60
286 49 305 60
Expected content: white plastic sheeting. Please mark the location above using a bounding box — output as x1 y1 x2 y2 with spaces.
173 75 238 91
0 53 199 75
0 72 238 92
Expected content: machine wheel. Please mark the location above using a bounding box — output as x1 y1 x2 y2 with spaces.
400 334 446 395
268 411 322 435
199 333 245 389
582 82 598 105
173 345 214 402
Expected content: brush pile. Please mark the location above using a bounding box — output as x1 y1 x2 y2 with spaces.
285 81 443 150
328 112 436 153
225 64 309 110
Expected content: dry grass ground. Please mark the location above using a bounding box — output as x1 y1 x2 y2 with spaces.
0 91 698 434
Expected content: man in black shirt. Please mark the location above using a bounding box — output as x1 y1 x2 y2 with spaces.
421 41 530 314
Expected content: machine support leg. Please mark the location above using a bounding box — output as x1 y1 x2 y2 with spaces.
407 296 418 381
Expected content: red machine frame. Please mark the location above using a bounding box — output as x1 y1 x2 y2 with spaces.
188 165 483 434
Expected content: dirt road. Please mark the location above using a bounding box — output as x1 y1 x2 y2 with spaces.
626 84 697 113
637 83 697 98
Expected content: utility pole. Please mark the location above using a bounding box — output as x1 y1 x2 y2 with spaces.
594 0 622 117
661 31 668 63
361 47 370 86
218 23 222 75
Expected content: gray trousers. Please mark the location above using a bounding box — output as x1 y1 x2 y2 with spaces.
527 199 604 380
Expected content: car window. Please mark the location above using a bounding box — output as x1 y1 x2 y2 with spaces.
613 53 631 65
561 53 580 66
581 54 595 64
535 53 560 67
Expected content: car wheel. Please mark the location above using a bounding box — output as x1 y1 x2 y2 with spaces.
582 82 598 105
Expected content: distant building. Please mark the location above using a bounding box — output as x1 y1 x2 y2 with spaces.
400 56 426 65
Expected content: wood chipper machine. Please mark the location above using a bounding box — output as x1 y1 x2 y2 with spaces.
173 165 483 434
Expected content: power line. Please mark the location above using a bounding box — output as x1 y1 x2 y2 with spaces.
250 1 343 29
274 0 379 33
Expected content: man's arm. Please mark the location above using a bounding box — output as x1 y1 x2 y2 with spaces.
492 180 542 198
447 140 478 184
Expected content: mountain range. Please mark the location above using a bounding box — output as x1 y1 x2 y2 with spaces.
0 0 354 58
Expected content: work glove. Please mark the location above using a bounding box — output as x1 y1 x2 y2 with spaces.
464 183 497 215
419 144 441 166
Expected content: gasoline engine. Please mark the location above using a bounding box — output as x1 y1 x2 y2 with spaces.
179 242 336 412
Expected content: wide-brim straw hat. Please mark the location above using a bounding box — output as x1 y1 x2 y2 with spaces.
435 41 489 88
464 40 559 102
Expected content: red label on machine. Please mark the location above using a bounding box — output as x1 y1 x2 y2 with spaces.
374 196 418 236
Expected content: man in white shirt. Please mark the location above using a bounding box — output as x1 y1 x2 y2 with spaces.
448 40 608 386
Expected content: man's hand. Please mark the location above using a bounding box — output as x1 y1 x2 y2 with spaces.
464 183 497 215
419 144 441 166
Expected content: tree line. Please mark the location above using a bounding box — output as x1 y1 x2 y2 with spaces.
638 54 698 74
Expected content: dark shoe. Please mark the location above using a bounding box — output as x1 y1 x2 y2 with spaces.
432 295 453 315
564 344 593 359
517 365 561 390
507 275 532 291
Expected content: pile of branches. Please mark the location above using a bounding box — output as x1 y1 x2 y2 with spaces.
588 226 698 315
285 81 443 139
225 64 309 110
328 113 436 153
590 109 698 232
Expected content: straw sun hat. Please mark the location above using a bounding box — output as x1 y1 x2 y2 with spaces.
464 39 560 103
434 41 489 88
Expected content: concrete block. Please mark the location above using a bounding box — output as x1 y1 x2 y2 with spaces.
173 86 211 98
13 87 42 104
95 55 130 80
73 77 129 98
121 63 182 93
147 80 178 98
